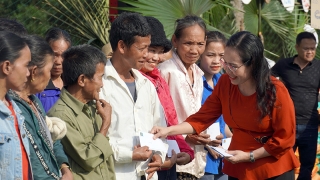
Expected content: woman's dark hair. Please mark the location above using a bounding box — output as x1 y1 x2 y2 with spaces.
109 12 151 51
227 31 276 120
45 27 71 46
24 35 54 70
0 31 28 63
0 17 28 37
62 44 107 86
174 15 206 39
206 31 227 46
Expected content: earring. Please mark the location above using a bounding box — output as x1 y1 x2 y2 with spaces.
31 78 35 82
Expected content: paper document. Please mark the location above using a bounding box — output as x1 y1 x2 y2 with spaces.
208 146 233 157
139 132 168 152
222 137 232 150
206 122 220 140
167 140 180 157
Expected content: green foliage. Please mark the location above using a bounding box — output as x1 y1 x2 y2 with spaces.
119 0 224 38
43 0 110 47
13 4 51 35
0 0 52 36
202 0 236 37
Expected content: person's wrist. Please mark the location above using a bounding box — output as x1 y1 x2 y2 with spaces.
249 151 255 162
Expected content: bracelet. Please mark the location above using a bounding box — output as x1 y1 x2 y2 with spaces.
249 151 255 163
60 164 70 171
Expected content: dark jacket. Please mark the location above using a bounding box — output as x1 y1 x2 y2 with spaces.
8 90 69 180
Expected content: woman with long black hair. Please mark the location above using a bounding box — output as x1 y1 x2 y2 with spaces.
152 31 299 180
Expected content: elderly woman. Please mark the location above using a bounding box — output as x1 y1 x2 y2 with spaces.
36 27 71 113
8 35 73 180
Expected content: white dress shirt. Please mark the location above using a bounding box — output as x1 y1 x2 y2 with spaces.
158 51 207 178
100 60 167 180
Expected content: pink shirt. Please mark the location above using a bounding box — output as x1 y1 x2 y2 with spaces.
158 51 204 124
141 68 194 161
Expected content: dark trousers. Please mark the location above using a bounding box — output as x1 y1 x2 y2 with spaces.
157 164 177 180
293 124 318 180
228 170 294 180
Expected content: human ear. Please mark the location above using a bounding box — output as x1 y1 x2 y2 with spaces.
1 61 11 75
172 34 178 49
118 40 126 54
77 74 86 87
30 66 37 82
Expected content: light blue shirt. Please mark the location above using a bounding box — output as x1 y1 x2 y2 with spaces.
202 74 226 175
0 94 31 179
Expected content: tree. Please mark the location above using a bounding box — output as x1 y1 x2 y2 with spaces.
117 0 312 60
43 0 110 47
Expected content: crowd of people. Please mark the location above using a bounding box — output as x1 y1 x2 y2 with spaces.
0 11 319 180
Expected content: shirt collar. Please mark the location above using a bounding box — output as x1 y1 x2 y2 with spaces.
45 79 58 90
104 59 149 87
59 88 88 115
0 94 20 116
171 50 204 76
290 55 314 65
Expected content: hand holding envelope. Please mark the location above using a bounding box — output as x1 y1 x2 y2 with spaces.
139 132 168 152
207 146 233 157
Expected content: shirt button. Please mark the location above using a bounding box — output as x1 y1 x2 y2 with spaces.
42 93 46 97
22 134 26 138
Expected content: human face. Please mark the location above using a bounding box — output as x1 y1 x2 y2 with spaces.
295 38 316 62
6 46 31 91
50 39 70 77
30 55 54 94
200 42 224 75
123 35 151 70
83 63 105 101
140 46 164 73
221 47 253 86
173 25 206 67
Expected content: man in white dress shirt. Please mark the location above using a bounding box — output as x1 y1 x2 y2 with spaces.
99 12 167 180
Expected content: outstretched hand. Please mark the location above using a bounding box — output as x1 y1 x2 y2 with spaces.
186 133 211 145
146 154 162 179
176 152 191 165
150 126 170 139
161 150 177 169
224 150 250 164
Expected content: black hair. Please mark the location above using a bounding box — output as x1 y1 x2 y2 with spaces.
206 31 227 46
174 15 206 39
45 27 72 46
109 12 151 51
0 31 28 63
24 35 54 71
62 44 107 86
296 32 316 45
0 17 28 36
227 31 276 120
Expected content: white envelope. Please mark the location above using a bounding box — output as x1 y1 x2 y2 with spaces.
222 137 232 150
208 146 233 157
139 132 168 152
206 122 220 140
167 140 180 157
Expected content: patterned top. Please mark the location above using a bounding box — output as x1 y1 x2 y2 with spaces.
158 50 204 124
